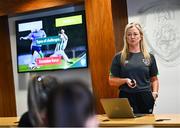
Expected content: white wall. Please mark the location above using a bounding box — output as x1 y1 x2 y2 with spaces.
127 0 180 113
8 5 92 117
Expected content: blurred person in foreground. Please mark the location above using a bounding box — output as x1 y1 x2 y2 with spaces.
18 75 58 127
47 80 99 127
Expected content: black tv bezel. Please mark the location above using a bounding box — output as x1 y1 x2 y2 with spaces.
15 8 89 73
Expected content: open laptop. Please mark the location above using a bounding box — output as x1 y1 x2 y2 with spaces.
100 98 145 118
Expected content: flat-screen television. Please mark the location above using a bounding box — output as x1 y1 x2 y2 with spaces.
15 9 88 73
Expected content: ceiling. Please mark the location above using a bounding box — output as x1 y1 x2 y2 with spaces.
0 0 84 16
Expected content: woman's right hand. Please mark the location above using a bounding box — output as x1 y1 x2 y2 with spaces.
126 78 136 88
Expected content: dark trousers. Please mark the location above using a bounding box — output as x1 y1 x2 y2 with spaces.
119 91 155 114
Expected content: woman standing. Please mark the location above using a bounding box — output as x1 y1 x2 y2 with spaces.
109 22 159 114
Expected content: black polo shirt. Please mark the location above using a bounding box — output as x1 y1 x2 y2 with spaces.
110 52 158 93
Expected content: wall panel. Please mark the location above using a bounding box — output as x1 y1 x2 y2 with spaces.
0 15 16 117
111 0 128 52
85 0 118 114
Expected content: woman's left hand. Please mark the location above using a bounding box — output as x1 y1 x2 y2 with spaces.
152 92 158 100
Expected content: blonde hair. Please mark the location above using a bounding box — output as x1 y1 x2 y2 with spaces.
120 22 150 64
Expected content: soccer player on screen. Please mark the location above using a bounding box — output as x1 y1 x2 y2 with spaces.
20 28 46 69
51 29 72 64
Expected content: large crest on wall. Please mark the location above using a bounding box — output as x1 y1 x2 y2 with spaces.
138 0 180 67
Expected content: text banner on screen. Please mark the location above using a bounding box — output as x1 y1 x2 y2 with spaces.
55 15 82 27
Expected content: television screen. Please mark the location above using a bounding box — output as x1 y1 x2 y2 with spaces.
15 10 88 73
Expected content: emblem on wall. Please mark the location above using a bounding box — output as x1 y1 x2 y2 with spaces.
138 0 180 67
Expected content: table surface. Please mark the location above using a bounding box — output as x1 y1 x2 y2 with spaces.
97 114 180 127
1 114 180 127
0 117 19 127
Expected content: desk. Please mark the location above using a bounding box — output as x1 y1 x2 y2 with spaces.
97 114 180 127
0 117 19 127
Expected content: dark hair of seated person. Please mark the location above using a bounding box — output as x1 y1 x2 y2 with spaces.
47 80 97 127
18 75 58 127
